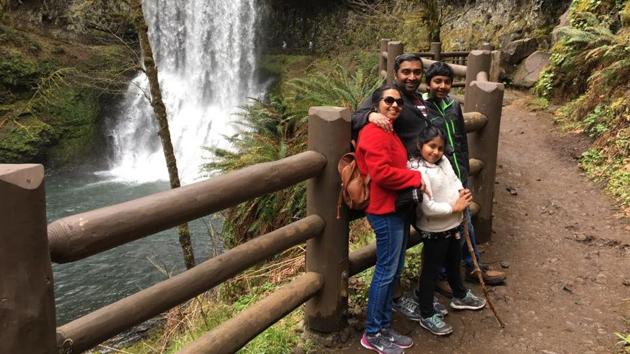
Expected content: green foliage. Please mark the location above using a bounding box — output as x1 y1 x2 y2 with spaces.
616 331 630 353
203 97 307 247
0 50 42 96
287 64 382 112
540 0 630 209
533 69 554 99
0 117 56 162
0 17 136 164
205 57 383 247
124 284 309 354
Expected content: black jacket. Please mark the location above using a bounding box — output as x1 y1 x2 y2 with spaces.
423 94 470 182
351 87 429 157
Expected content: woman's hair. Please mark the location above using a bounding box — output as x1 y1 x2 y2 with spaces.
425 61 454 84
413 125 448 160
371 84 402 110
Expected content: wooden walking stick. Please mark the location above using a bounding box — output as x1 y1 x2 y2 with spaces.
462 215 505 328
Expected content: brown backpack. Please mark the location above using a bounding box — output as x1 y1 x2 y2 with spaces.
336 152 370 219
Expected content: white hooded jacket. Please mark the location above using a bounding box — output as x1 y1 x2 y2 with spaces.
409 156 464 232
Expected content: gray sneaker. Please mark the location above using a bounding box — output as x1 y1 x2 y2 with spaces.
419 313 453 336
360 332 404 354
450 289 486 310
392 295 421 321
381 327 413 349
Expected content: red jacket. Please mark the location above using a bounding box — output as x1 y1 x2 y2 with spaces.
356 123 422 215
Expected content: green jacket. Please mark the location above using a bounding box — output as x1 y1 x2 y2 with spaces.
422 93 470 182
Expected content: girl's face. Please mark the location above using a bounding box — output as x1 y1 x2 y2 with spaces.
420 136 445 164
378 89 403 121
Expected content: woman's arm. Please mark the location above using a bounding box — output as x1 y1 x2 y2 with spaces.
361 128 421 190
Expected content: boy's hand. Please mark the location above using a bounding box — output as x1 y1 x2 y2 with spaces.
368 112 393 132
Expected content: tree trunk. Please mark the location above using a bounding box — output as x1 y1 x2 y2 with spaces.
133 0 195 269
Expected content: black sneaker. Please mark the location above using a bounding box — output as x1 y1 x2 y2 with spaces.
392 295 422 321
406 292 448 317
450 289 486 310
381 327 413 349
433 296 448 317
419 313 453 336
360 332 404 354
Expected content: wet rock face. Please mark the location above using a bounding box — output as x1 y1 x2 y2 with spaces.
503 38 541 65
441 0 572 51
512 50 551 88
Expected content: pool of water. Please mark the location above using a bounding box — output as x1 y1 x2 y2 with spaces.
46 169 221 325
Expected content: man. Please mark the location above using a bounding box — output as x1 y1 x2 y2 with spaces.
353 53 428 155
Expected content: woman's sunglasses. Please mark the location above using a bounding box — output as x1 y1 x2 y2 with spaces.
382 96 404 106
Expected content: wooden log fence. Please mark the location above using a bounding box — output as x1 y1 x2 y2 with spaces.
1 39 503 354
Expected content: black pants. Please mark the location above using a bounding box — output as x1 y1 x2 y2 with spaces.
417 231 467 317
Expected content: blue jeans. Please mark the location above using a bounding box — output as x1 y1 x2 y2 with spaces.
365 213 407 335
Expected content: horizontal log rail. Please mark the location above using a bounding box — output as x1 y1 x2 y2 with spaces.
469 158 484 177
416 51 469 58
178 272 324 354
470 202 480 216
463 111 488 132
420 58 467 77
56 215 325 353
349 230 422 276
451 94 465 104
48 150 326 263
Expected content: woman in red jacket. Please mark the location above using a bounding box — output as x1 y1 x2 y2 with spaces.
356 84 424 354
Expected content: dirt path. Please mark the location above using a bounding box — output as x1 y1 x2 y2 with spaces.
333 90 630 354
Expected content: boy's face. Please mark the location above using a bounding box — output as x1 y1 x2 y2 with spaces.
428 75 452 99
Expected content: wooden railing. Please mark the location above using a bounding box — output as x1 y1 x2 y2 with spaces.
0 40 504 354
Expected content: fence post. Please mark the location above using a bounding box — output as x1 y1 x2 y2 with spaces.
379 38 390 81
430 41 442 61
0 164 57 354
305 107 351 332
386 41 403 84
465 49 491 88
463 70 505 244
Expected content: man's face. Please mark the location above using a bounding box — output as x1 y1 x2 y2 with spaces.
395 60 423 94
428 75 452 99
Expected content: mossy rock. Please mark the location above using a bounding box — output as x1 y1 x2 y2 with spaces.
40 88 101 166
0 116 57 163
0 49 40 94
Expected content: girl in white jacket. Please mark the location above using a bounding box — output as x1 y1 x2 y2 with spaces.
409 125 486 336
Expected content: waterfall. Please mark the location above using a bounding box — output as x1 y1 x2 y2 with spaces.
106 0 260 183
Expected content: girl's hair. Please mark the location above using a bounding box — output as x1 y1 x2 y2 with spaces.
371 84 403 110
413 125 448 161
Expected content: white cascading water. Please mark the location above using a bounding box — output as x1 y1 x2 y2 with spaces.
106 0 260 183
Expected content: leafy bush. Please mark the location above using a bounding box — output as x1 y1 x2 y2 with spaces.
536 0 630 209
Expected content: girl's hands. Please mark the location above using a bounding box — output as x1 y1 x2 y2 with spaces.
452 189 472 212
368 112 393 132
